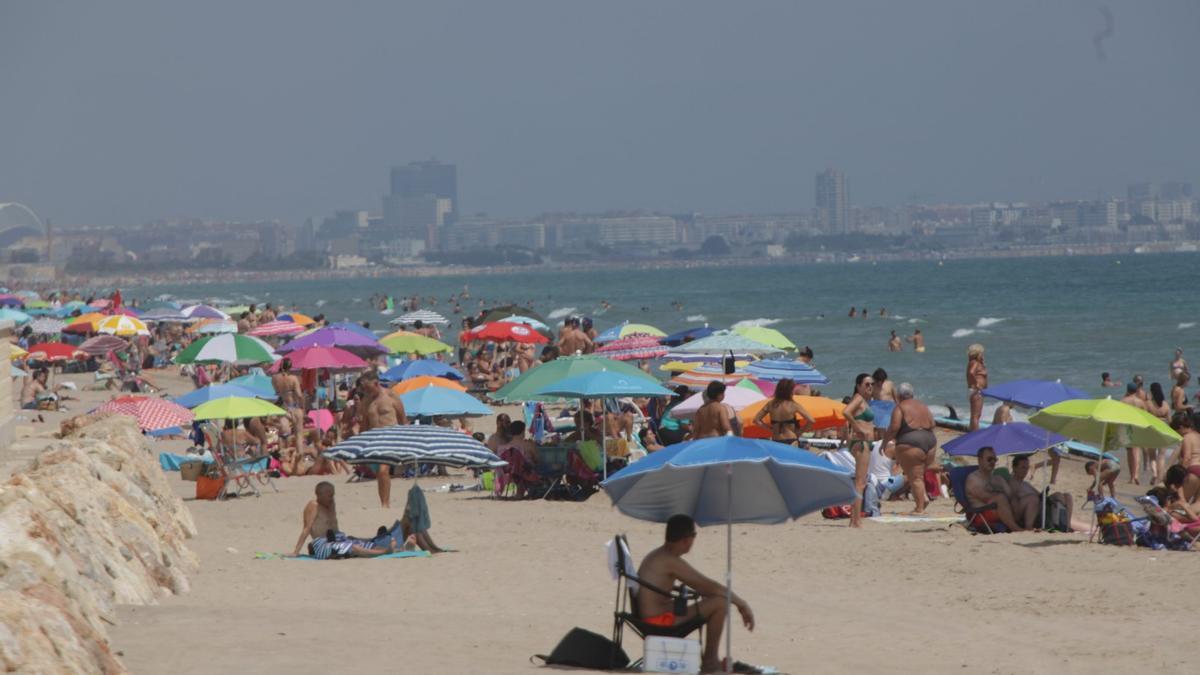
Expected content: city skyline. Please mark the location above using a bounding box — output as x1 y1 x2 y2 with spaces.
2 2 1198 228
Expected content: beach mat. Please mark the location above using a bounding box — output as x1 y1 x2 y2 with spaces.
254 551 432 561
870 514 962 524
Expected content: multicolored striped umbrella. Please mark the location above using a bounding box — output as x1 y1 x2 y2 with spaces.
95 396 194 432
97 315 149 337
79 335 129 357
594 322 667 344
668 365 754 391
248 320 307 337
594 334 668 361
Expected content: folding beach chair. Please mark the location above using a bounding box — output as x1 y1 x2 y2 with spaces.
199 422 278 500
1135 496 1200 551
947 465 1007 534
609 534 705 669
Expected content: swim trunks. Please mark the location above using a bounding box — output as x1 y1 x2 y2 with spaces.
642 612 676 627
1188 465 1200 480
915 346 926 353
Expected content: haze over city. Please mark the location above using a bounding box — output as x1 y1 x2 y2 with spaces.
3 1 1199 228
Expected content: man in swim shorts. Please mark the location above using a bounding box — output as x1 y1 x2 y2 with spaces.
965 447 1028 531
292 482 401 558
637 515 754 673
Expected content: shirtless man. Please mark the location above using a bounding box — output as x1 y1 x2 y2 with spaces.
1009 455 1083 531
637 515 754 673
906 329 925 353
691 381 733 439
20 368 50 409
272 359 307 455
1121 383 1146 484
887 331 902 352
292 482 396 558
871 368 897 402
558 318 592 356
965 447 1030 531
358 370 408 508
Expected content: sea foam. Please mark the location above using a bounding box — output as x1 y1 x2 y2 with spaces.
976 317 1006 328
686 314 708 323
732 318 781 329
547 307 576 320
1180 322 1196 329
952 328 976 338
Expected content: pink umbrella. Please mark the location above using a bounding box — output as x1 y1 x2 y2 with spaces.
248 320 307 337
279 346 367 371
595 334 667 361
670 385 767 419
307 409 335 432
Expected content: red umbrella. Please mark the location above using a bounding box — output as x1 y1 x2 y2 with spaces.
278 346 367 371
595 334 667 361
95 396 193 431
26 342 84 361
460 321 549 344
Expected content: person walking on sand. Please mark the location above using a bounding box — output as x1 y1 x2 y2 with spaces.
884 383 937 515
966 343 988 431
751 378 814 446
357 370 408 508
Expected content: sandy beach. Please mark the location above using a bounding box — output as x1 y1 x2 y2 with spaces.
4 364 1189 674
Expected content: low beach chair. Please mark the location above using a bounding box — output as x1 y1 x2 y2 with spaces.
199 422 278 500
947 465 1007 534
609 534 705 669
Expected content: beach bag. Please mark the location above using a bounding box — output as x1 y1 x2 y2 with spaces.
1100 520 1135 546
533 627 629 670
195 475 224 500
822 505 852 519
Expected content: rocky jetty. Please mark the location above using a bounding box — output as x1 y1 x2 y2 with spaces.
0 417 196 673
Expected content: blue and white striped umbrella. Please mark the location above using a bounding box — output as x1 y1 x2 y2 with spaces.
744 359 831 385
671 330 782 355
323 425 505 468
390 309 449 326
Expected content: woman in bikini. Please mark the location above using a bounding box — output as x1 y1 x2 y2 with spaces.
752 378 814 446
966 343 988 431
1170 371 1190 414
1146 382 1171 484
843 373 876 528
885 382 938 515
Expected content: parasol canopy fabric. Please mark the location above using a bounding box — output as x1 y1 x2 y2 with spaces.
192 396 287 420
95 396 193 431
175 334 277 365
323 424 505 468
459 321 549 344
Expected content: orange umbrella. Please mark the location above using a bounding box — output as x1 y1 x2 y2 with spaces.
738 396 846 439
391 375 467 395
63 312 106 334
279 312 315 326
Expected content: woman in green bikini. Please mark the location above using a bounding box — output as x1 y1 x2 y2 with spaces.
843 373 876 528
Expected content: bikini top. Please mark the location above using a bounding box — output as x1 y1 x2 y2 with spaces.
854 408 875 423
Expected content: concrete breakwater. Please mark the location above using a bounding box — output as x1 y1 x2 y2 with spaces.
0 417 196 673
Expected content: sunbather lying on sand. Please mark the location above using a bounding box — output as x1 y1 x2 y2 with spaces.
293 482 415 558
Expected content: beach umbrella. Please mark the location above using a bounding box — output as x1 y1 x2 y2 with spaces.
192 396 287 420
496 315 550 331
180 304 230 321
460 321 549 344
195 320 238 335
283 346 367 371
28 317 65 335
0 295 23 307
10 345 28 360
53 301 89 317
308 409 335 432
941 422 1069 457
661 325 715 347
672 331 783 356
64 312 106 334
479 305 546 325
172 383 269 409
391 375 467 395
97 315 149 337
982 379 1089 410
88 298 111 309
732 326 795 351
228 371 277 399
661 352 756 365
390 309 449 326
1029 398 1181 452
669 365 754 392
602 436 856 669
535 370 673 400
278 327 387 357
95 396 194 432
22 299 49 309
248 320 307 337
382 359 465 382
278 312 315 325
399 385 493 417
738 396 847 438
323 424 504 469
491 354 651 403
595 322 666 344
743 359 831 385
26 342 83 362
0 308 31 325
79 335 129 357
175 334 277 365
380 331 454 356
669 386 767 420
141 307 188 322
595 335 669 361
220 305 250 316
105 306 142 317
325 322 378 339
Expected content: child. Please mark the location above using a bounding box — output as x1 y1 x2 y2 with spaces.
1085 459 1121 500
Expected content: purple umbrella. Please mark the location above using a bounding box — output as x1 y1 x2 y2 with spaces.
277 327 387 357
941 421 1068 457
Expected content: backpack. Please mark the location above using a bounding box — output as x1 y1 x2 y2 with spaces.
533 627 629 670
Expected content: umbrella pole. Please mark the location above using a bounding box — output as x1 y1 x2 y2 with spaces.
602 397 608 482
724 462 733 673
1089 423 1107 543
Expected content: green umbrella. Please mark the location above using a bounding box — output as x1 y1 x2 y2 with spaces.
380 333 453 356
1029 397 1181 452
733 325 796 351
491 354 658 403
192 396 286 420
174 334 277 365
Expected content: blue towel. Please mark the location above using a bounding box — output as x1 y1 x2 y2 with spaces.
147 426 184 438
159 453 213 471
287 551 431 561
404 484 431 534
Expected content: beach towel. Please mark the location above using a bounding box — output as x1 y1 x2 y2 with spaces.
254 551 432 561
159 452 214 471
404 483 431 534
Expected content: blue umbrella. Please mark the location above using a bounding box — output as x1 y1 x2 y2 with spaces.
744 359 831 385
982 379 1088 410
382 359 465 382
0 308 31 325
172 383 270 409
661 326 715 347
326 321 378 340
227 371 277 399
534 371 673 399
941 421 1068 457
399 385 492 417
603 436 856 666
323 424 504 468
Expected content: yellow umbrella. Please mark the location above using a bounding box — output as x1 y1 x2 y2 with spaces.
97 315 150 337
69 312 106 329
381 331 453 355
10 344 28 360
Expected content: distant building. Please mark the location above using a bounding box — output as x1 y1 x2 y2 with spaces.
389 160 457 222
383 195 452 249
815 169 849 234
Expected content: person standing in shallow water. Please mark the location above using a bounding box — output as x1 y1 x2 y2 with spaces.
966 344 988 431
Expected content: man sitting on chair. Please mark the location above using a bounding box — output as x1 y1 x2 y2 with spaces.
637 514 754 673
965 446 1033 531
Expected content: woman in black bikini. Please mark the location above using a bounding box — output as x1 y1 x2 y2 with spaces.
843 373 876 528
885 382 938 515
752 378 814 446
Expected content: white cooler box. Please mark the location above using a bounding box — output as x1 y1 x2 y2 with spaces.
644 636 701 674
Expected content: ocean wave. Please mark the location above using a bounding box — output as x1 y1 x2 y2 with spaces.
732 318 781 329
686 314 708 323
951 328 976 338
547 306 576 320
976 317 1006 328
315 299 327 307
1179 322 1196 330
907 318 925 324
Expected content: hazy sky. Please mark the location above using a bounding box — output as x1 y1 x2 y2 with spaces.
2 1 1198 226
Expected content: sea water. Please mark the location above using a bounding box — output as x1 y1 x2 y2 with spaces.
128 253 1199 410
